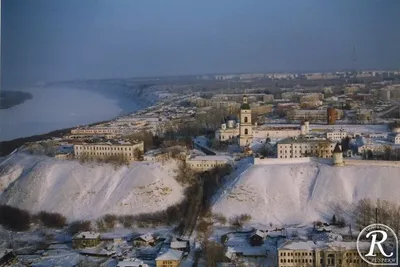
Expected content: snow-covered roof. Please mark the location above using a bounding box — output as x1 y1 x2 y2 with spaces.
251 230 267 238
135 233 154 242
279 240 371 251
228 245 267 256
187 155 233 162
73 231 100 239
156 249 183 261
171 241 187 249
117 258 149 267
0 249 13 259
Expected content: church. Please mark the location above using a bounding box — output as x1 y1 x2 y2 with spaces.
215 95 253 147
215 95 309 148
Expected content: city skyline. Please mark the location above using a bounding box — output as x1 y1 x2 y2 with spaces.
2 0 400 88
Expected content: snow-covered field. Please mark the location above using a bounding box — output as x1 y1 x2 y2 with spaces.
0 153 183 220
213 162 400 226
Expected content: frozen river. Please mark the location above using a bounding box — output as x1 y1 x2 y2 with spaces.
0 86 141 141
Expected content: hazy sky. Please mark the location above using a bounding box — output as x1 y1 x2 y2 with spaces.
2 0 400 87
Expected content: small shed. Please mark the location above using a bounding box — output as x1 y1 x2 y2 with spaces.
249 230 267 246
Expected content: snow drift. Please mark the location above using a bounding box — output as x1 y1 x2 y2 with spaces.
0 153 183 220
213 162 400 226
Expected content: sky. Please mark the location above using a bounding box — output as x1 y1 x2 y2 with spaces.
2 0 400 88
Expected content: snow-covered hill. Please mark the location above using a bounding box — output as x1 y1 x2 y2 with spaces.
0 153 183 221
213 162 400 226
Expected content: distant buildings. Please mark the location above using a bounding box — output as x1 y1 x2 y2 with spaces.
286 108 342 124
73 139 144 163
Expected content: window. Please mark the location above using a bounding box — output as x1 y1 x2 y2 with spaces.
245 129 248 135
244 116 248 123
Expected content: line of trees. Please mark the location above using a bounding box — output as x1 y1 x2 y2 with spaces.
0 205 66 231
355 198 400 235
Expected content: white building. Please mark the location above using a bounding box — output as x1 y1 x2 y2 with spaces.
186 155 234 171
74 139 144 162
277 137 336 159
215 95 309 145
215 116 240 143
326 129 348 141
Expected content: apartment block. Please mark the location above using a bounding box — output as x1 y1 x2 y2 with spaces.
278 241 370 267
73 139 144 162
277 137 336 159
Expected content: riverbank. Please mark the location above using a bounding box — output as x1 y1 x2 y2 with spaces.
0 119 112 157
0 90 33 109
0 86 146 141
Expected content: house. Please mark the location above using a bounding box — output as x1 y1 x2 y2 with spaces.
133 233 155 247
155 249 183 267
72 232 101 249
249 230 267 246
0 249 17 266
170 240 189 252
117 258 149 267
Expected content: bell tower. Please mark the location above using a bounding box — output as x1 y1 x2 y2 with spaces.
239 95 253 147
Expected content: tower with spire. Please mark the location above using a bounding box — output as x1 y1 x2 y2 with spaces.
239 95 253 147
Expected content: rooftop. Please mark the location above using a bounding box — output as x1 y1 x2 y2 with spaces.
241 103 251 110
135 233 154 242
278 137 334 145
278 240 371 251
171 241 187 249
156 249 183 261
117 258 148 267
0 249 13 259
73 232 100 239
187 155 234 162
75 138 142 146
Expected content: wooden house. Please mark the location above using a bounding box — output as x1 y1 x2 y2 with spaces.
249 230 267 246
133 233 155 247
72 232 101 249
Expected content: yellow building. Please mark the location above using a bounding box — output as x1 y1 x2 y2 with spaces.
278 241 370 267
72 232 101 249
155 249 183 267
277 137 336 159
73 139 144 162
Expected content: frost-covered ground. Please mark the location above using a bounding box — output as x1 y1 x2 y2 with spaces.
0 152 183 220
213 162 400 226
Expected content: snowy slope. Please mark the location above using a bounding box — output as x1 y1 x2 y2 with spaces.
213 162 400 226
0 153 183 220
